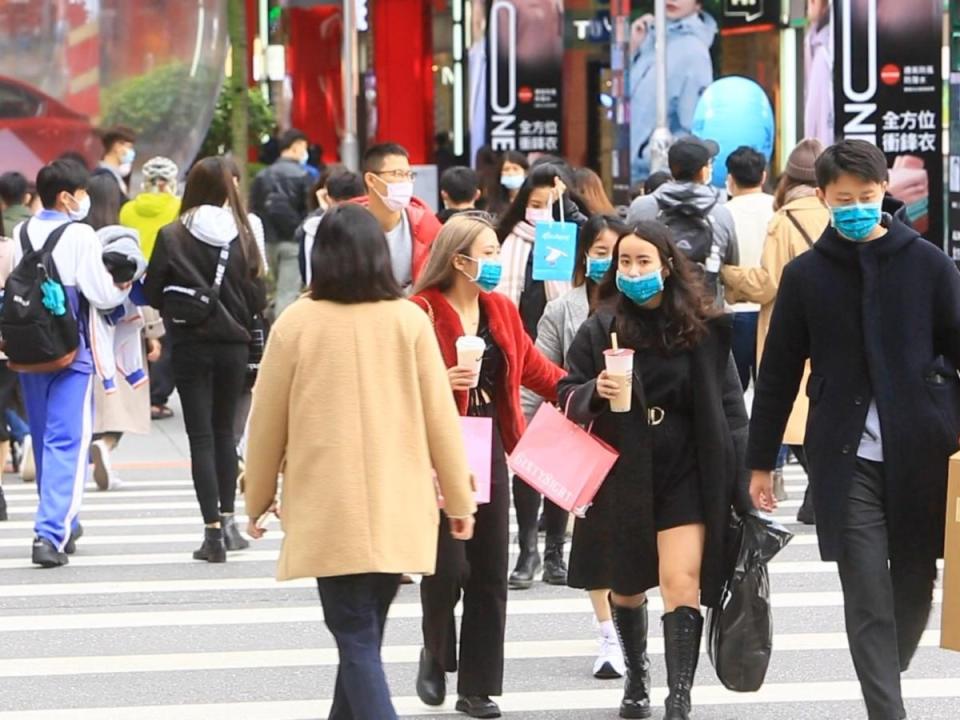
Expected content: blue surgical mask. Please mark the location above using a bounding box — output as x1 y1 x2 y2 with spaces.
616 268 664 305
462 256 503 292
585 256 612 283
501 174 524 191
121 148 136 165
829 202 882 242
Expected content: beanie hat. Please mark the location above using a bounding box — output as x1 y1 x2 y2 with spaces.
785 139 824 183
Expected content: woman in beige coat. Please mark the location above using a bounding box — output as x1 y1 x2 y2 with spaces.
244 204 476 720
721 139 828 522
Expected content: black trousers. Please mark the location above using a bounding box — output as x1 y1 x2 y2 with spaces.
318 573 401 720
836 460 937 720
149 335 176 407
421 474 510 696
172 342 248 524
513 477 568 545
0 362 19 443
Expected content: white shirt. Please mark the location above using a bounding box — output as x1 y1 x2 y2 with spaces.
725 192 775 313
385 212 413 292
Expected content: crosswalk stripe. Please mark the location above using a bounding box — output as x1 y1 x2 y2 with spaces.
0 679 956 720
0 631 941 678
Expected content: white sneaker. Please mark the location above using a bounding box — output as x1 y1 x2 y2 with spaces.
593 620 626 679
90 440 119 491
20 435 35 483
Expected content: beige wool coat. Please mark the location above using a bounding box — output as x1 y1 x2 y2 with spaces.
722 193 830 445
244 297 477 581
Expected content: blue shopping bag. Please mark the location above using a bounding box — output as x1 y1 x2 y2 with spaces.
533 220 577 281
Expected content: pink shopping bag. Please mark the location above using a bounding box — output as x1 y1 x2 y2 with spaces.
438 415 493 507
508 401 618 517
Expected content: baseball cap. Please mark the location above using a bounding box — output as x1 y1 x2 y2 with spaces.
668 137 720 181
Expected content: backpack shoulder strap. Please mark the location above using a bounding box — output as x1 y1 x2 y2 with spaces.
18 221 31 257
785 210 815 248
210 241 233 298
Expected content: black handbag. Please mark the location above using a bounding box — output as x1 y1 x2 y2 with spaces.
162 245 231 327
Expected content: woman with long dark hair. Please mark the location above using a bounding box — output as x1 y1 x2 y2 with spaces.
483 150 529 218
522 213 627 679
411 214 564 719
145 156 267 562
574 168 617 216
559 220 748 720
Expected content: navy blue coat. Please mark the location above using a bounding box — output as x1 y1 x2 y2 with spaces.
748 216 960 562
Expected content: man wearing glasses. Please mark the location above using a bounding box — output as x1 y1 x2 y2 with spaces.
359 143 442 293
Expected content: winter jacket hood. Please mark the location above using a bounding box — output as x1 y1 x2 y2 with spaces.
126 192 180 219
182 205 239 248
652 181 722 215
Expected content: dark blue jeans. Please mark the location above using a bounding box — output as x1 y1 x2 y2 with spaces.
731 311 759 391
317 573 401 720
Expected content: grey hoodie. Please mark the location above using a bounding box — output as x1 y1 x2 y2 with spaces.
627 181 739 264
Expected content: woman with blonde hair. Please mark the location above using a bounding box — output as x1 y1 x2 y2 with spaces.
411 213 565 719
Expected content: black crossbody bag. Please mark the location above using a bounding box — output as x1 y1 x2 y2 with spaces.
162 244 231 327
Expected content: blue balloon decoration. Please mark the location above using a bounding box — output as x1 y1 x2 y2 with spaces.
691 77 775 188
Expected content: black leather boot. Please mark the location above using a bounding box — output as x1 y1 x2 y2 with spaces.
0 486 7 521
610 600 652 719
192 527 227 563
542 538 567 585
221 514 250 551
663 606 704 720
796 484 815 525
416 647 446 706
508 528 541 589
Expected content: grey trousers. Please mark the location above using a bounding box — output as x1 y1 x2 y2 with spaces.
836 459 937 720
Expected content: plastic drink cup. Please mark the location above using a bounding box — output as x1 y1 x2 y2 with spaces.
456 335 486 389
603 348 635 413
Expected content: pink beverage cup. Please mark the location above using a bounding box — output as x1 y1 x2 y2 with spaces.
603 348 635 413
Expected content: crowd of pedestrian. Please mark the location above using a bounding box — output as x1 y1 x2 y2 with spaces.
0 128 955 720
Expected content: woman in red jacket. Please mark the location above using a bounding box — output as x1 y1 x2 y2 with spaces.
411 213 565 719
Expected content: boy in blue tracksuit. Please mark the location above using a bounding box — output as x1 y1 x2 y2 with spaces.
10 160 131 567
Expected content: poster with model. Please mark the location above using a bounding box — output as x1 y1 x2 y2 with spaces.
834 0 943 242
804 0 834 148
628 1 720 182
476 0 565 159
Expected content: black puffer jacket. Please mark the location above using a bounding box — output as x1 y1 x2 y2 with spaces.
145 207 267 345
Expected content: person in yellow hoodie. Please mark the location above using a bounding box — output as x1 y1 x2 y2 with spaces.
119 157 180 260
120 157 181 419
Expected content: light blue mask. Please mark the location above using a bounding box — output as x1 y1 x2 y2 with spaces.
616 268 664 305
462 256 503 293
501 174 524 191
829 202 882 242
585 256 612 283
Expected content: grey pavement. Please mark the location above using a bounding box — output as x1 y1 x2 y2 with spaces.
0 395 958 719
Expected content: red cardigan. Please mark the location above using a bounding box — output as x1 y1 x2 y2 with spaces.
353 195 441 282
411 288 565 453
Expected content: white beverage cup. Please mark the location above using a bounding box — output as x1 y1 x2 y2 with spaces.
603 348 635 413
456 335 486 389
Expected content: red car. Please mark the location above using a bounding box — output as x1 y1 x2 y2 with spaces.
0 77 99 178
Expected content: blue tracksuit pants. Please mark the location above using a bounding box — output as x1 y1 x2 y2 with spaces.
20 368 93 551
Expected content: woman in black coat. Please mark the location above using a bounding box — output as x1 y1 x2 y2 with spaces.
558 221 748 720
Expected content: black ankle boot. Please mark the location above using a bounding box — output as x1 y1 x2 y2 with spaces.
508 529 541 589
0 486 7 521
796 484 816 525
221 515 250 551
193 527 227 563
542 538 567 585
610 601 652 719
662 606 703 720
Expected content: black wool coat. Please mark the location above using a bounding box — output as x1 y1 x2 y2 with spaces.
748 216 960 562
558 312 749 608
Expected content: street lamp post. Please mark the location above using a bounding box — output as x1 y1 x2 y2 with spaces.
649 0 672 173
340 0 359 171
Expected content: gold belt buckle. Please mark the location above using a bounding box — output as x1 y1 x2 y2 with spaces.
648 406 665 426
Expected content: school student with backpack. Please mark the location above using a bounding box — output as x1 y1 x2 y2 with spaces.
626 137 739 306
3 159 133 567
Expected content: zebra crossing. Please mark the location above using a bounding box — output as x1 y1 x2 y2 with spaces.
1 435 959 719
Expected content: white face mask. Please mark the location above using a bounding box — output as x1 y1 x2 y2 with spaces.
118 163 133 177
66 194 91 221
525 207 552 225
376 180 414 212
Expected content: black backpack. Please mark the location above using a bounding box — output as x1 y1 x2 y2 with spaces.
656 197 723 302
1 222 80 372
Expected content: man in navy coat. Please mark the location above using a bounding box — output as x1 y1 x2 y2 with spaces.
748 140 960 720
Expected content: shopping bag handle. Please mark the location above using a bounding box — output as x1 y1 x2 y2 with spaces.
562 387 596 434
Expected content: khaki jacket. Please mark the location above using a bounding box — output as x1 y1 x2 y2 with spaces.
244 297 477 580
722 194 830 444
